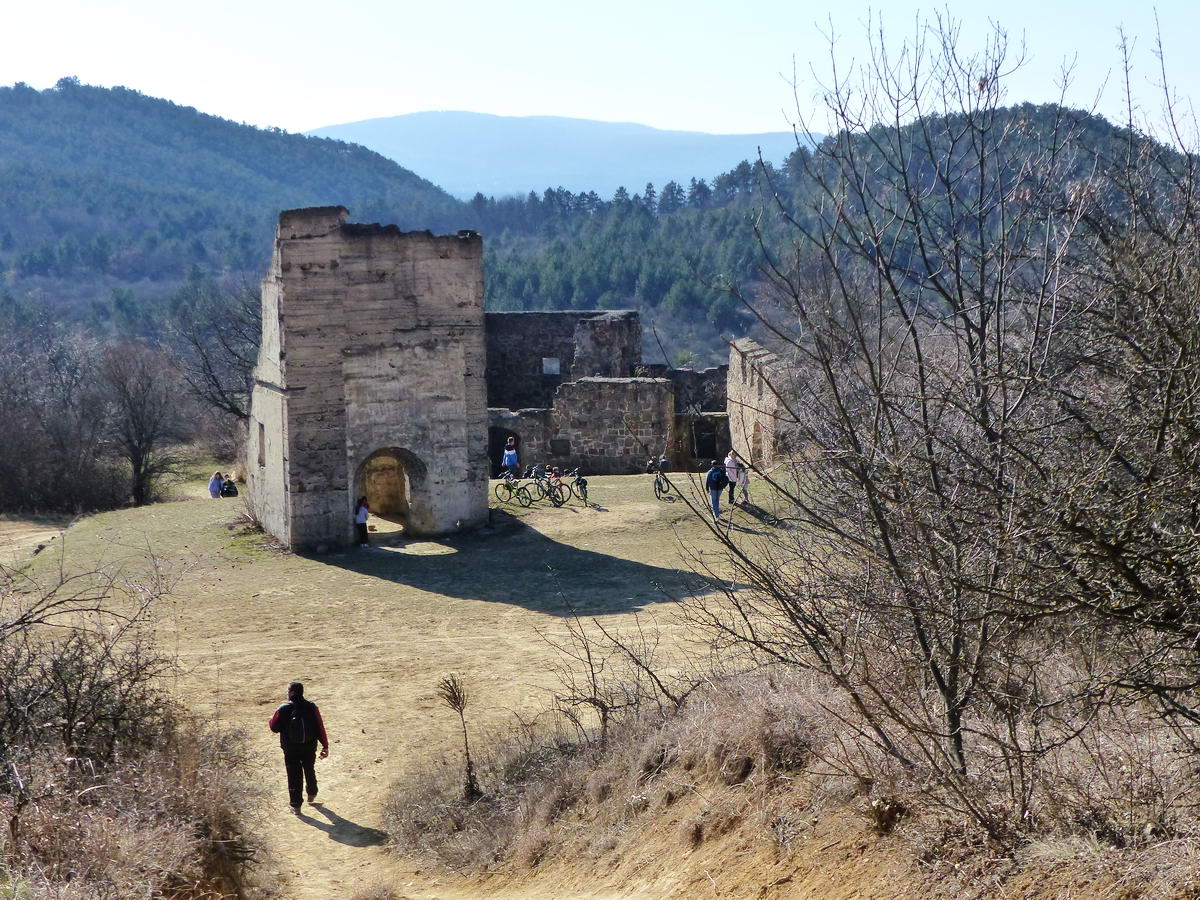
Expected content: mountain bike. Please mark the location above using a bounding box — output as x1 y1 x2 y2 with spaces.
653 469 672 501
565 468 588 505
494 472 532 507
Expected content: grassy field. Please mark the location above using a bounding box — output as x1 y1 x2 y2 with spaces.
19 469 752 899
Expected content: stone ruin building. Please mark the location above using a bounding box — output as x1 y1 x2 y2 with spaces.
247 206 734 551
247 207 489 551
485 311 729 478
726 338 784 468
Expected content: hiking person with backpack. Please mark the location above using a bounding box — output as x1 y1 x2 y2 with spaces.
268 681 330 813
705 459 729 519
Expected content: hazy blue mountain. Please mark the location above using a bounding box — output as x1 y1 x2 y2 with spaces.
307 111 812 198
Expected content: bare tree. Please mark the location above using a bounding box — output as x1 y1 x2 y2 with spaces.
170 276 260 421
680 15 1200 835
100 341 190 505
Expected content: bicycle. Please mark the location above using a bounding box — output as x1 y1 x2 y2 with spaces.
522 465 551 502
565 468 589 505
544 468 569 507
653 469 672 501
493 471 532 507
647 457 672 501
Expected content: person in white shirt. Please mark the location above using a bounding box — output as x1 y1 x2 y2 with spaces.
723 451 744 506
354 496 370 546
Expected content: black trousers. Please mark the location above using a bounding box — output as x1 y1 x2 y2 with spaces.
283 742 318 807
355 522 368 545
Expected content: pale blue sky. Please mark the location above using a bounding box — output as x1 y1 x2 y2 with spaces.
4 1 1196 135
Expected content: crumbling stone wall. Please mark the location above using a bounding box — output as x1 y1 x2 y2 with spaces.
727 338 782 469
487 378 674 475
247 206 488 550
484 310 641 409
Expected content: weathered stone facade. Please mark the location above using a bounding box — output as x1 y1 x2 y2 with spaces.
488 378 676 475
727 338 782 468
247 207 488 550
484 310 641 409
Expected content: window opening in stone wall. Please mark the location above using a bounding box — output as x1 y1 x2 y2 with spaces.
257 422 265 467
550 438 571 457
542 357 561 375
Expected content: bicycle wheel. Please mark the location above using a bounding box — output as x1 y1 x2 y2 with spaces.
548 483 567 507
516 486 533 507
530 479 548 501
654 474 668 500
494 482 513 503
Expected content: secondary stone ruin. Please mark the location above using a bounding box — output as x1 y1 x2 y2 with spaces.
247 207 488 551
485 310 729 475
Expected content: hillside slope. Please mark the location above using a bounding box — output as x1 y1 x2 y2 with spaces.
307 110 807 198
0 79 463 312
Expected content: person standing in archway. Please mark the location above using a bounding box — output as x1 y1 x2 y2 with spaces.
268 681 329 813
500 436 519 477
354 496 370 547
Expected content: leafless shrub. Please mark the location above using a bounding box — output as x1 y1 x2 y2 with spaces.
0 561 256 897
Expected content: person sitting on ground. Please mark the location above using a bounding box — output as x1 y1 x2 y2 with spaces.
208 471 224 499
705 459 729 519
219 475 239 498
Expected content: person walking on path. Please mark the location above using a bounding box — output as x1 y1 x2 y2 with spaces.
736 459 751 505
705 459 729 520
354 496 370 547
500 436 519 477
268 681 329 813
723 451 743 505
208 471 224 499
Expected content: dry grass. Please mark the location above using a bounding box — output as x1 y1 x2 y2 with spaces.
383 666 1200 897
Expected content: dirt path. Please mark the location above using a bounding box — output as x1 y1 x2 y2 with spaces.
50 475 717 898
0 514 70 566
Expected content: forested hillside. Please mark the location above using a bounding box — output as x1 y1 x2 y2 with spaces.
0 79 1146 354
0 78 461 316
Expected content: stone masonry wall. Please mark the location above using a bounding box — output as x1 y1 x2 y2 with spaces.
248 206 488 550
484 310 641 409
726 338 781 469
550 378 675 474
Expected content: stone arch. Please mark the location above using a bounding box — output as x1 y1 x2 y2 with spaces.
750 422 764 467
354 447 428 531
488 426 521 477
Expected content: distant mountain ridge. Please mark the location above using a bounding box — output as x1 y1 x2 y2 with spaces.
306 111 812 199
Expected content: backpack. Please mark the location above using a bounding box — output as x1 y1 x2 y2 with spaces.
709 469 730 491
220 481 239 497
285 699 316 745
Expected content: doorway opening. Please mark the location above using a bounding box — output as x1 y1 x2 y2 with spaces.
487 426 521 478
355 447 427 539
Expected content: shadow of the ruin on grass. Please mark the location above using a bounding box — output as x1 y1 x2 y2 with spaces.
312 510 724 616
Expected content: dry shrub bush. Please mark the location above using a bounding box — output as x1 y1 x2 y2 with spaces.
385 665 1200 895
0 625 256 898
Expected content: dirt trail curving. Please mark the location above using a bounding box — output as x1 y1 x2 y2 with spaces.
47 475 709 898
0 514 70 567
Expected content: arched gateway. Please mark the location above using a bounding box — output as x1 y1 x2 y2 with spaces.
246 207 489 550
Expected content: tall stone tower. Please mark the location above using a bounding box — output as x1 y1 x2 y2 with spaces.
247 207 489 551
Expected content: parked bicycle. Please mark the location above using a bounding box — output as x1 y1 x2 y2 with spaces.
522 464 551 502
494 471 533 507
565 468 589 505
544 468 569 507
648 456 672 501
